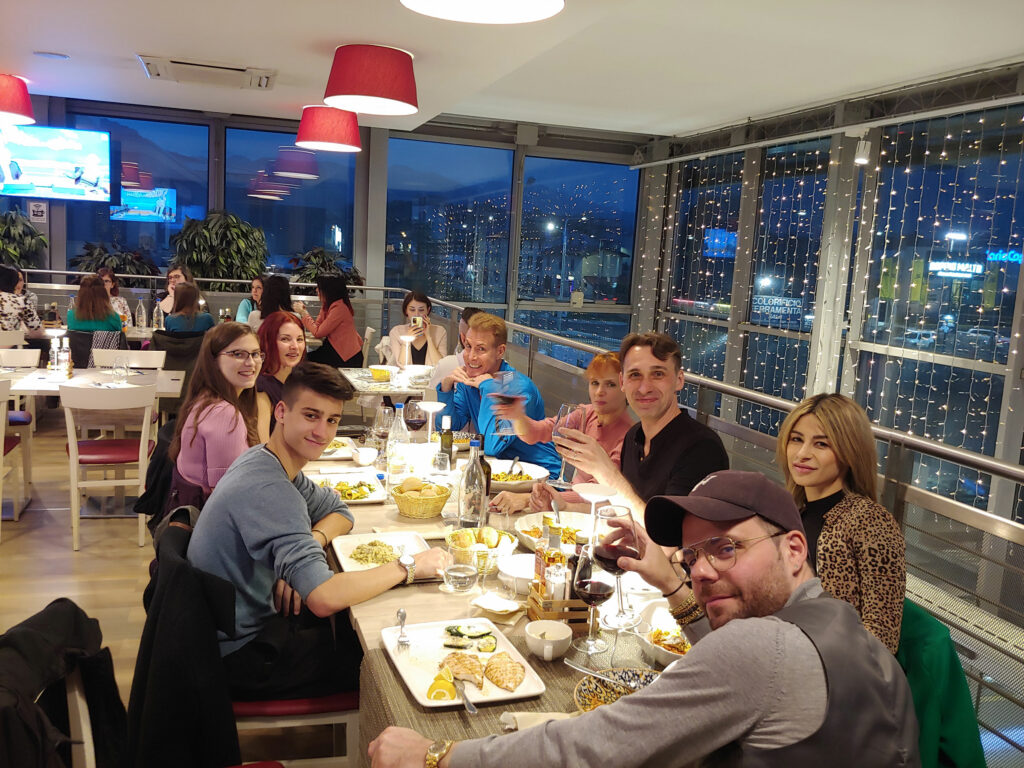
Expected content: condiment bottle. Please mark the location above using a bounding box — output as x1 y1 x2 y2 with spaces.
439 415 454 461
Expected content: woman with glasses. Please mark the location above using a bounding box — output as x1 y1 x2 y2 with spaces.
97 267 133 327
776 393 905 653
255 310 306 440
167 322 263 511
163 282 216 333
159 265 194 315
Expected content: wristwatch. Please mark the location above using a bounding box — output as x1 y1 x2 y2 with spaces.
425 739 453 768
399 553 416 584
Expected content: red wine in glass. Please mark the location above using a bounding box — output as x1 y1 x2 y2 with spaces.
404 417 427 431
575 579 615 606
593 544 640 576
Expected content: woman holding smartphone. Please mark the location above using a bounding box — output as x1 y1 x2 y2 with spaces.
386 291 447 366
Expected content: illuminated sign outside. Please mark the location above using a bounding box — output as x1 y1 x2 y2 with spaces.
985 249 1023 263
928 260 983 278
702 228 737 259
750 294 803 330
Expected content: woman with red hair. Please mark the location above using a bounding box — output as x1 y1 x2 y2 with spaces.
255 310 307 440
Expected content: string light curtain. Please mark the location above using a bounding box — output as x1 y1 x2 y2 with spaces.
666 152 744 409
855 106 1023 510
741 138 830 434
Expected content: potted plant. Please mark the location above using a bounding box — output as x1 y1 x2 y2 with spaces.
0 207 48 269
290 246 364 287
70 240 160 287
170 211 268 291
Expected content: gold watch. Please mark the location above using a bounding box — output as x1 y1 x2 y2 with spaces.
425 739 453 768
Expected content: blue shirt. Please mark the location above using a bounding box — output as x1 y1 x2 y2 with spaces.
187 445 353 655
164 312 216 333
436 360 561 475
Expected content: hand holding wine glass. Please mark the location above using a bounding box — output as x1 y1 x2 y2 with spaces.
593 505 642 629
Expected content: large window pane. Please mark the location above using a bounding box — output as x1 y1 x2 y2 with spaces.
512 309 629 368
739 333 810 435
863 108 1022 364
749 138 830 331
225 128 356 273
386 138 512 303
518 157 638 304
669 152 744 314
66 114 209 271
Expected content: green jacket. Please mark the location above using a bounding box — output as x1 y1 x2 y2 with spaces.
896 599 986 768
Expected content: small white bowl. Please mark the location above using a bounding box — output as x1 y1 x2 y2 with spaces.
353 447 378 466
402 364 433 378
525 620 573 661
496 553 534 595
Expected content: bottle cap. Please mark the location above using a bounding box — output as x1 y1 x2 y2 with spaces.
395 403 404 410
469 439 481 448
441 415 451 430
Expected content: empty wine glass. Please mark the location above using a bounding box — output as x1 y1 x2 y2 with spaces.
549 403 585 489
593 505 641 630
571 542 614 655
371 405 394 449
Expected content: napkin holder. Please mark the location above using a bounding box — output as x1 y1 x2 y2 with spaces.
526 584 595 636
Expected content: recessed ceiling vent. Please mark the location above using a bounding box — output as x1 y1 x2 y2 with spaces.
136 55 275 90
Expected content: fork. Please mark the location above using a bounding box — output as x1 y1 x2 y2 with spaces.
510 456 524 476
563 658 638 692
452 679 478 715
396 608 409 648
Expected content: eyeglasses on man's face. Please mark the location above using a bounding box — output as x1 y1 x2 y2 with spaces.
220 349 265 362
670 532 786 579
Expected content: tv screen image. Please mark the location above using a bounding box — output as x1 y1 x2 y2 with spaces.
111 187 177 222
0 125 111 202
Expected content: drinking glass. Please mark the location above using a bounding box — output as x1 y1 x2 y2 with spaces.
404 400 427 434
593 505 641 630
113 355 130 386
490 371 525 437
371 405 395 449
571 543 614 655
431 450 451 474
442 541 479 593
549 403 585 489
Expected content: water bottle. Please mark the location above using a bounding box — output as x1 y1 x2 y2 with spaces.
458 439 486 528
135 299 147 328
386 402 412 493
153 304 164 330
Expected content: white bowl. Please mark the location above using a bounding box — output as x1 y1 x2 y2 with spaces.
487 459 549 492
525 620 573 661
496 553 535 595
353 447 378 466
638 600 701 667
402 364 433 378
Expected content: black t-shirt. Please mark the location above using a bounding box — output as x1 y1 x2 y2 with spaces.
410 342 427 365
620 410 729 502
801 489 845 573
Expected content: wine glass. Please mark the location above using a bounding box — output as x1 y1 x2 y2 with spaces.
549 403 585 489
593 505 641 630
571 542 614 655
404 400 427 434
371 405 394 449
489 371 526 437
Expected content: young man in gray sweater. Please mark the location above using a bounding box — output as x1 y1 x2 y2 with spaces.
368 471 919 768
188 362 448 699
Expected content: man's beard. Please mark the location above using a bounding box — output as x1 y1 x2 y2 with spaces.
697 552 790 630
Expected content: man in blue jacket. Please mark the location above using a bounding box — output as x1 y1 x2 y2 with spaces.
436 312 560 475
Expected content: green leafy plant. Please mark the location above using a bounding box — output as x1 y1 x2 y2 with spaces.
170 211 268 291
0 207 48 269
69 241 160 287
290 246 364 286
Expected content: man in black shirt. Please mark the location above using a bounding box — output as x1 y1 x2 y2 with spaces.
554 332 728 512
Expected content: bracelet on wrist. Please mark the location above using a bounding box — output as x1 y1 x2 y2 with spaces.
312 529 328 547
661 579 686 598
669 594 705 627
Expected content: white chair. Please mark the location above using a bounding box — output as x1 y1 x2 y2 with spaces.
60 383 157 551
91 349 166 369
361 327 376 367
0 329 25 349
0 348 38 506
0 380 26 544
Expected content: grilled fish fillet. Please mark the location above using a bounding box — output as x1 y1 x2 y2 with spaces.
484 651 525 692
441 651 484 689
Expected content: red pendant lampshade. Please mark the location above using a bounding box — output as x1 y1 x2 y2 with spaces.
273 146 319 179
323 45 417 116
0 74 35 125
121 162 141 187
295 106 361 152
138 171 154 190
248 170 289 200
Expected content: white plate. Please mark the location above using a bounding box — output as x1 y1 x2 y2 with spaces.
514 511 594 551
315 471 387 505
319 436 356 460
380 618 545 708
332 531 429 573
487 458 549 492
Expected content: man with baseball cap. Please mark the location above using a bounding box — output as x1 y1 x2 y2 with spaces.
368 471 920 768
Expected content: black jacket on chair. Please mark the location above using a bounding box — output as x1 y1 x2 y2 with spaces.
127 520 241 768
149 330 205 417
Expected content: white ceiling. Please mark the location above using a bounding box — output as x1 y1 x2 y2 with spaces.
3 0 1024 139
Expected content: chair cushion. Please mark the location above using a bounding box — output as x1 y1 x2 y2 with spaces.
67 439 156 464
8 410 31 426
232 690 359 718
3 436 20 455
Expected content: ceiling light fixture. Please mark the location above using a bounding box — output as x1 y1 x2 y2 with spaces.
854 139 871 166
400 0 564 24
33 51 70 61
273 146 319 179
295 106 361 152
323 45 417 116
138 172 154 190
248 170 290 200
0 74 35 125
121 162 141 187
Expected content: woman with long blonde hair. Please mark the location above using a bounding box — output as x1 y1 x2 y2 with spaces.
777 393 906 652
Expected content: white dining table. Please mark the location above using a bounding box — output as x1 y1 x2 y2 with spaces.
340 367 434 399
4 367 185 399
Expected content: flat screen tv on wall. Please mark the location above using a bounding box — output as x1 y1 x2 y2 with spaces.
110 187 177 222
0 125 112 202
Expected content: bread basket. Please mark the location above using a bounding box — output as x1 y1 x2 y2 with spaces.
391 483 452 519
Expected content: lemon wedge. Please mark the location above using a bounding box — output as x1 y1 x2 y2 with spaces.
435 666 454 683
427 679 456 700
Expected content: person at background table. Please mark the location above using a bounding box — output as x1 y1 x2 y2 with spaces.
166 322 262 511
0 265 42 335
162 282 216 333
96 267 133 327
256 310 306 440
246 274 293 331
188 363 449 700
368 470 920 768
67 275 123 332
436 312 560 475
158 264 193 315
235 275 264 323
386 291 447 367
295 274 363 368
777 393 906 653
14 268 38 313
490 351 633 514
552 331 728 514
428 306 481 390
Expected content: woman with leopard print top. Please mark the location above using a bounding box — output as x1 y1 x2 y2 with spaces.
776 393 906 653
